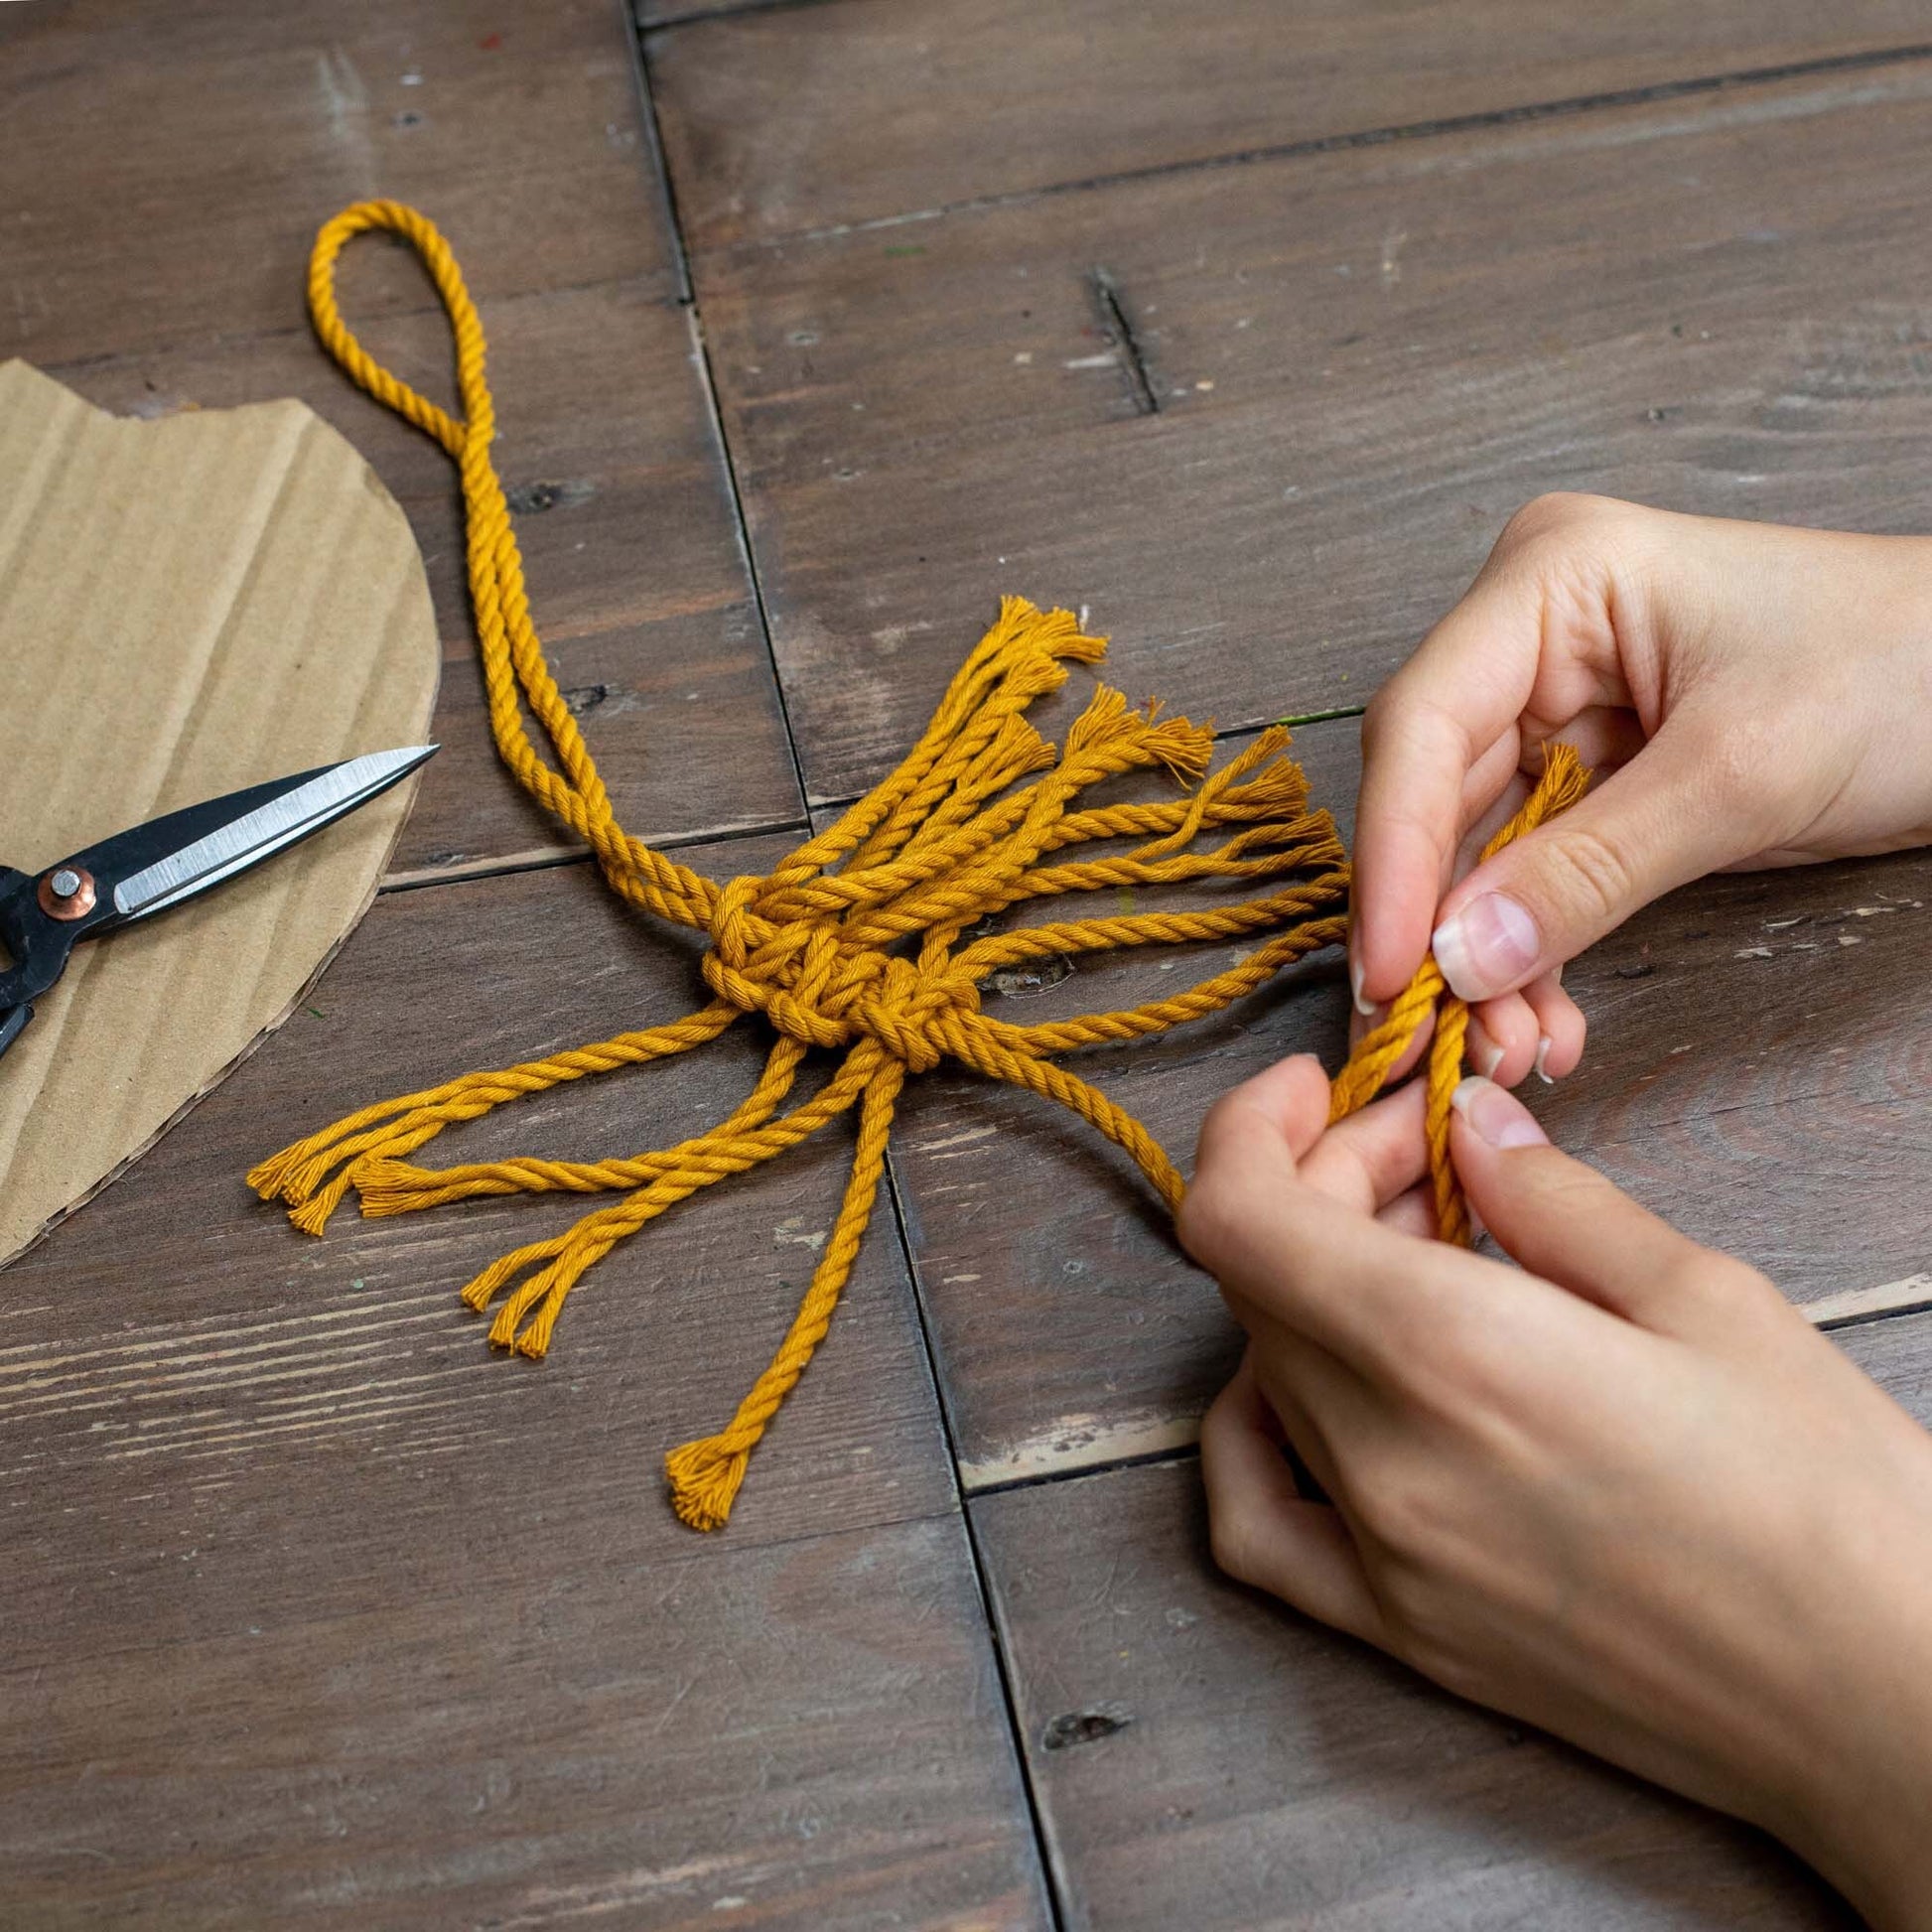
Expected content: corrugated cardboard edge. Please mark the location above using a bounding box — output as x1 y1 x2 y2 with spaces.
0 361 441 1267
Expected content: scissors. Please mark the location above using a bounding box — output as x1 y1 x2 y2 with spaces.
0 744 437 1062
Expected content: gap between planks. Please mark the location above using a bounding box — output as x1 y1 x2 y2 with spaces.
378 811 811 894
622 1 816 821
873 1155 1072 1932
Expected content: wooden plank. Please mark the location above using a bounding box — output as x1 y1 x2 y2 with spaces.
1837 1304 1932 1395
884 719 1932 1486
53 281 804 876
970 1433 1906 1931
0 838 1053 1921
691 61 1932 802
0 0 672 368
645 1 1932 249
2 1510 1047 1929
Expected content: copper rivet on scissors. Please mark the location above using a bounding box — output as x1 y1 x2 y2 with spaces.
38 866 96 920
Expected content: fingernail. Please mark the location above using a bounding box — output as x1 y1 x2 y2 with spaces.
1349 952 1375 1018
1465 1017 1505 1081
1532 1035 1555 1085
1449 1075 1549 1149
1433 894 1540 1001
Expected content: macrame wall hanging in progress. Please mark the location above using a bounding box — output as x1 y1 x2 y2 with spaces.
251 202 1587 1533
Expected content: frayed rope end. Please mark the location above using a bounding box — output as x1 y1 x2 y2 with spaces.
283 1165 360 1236
665 1434 752 1533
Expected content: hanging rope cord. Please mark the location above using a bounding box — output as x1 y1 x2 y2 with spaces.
253 201 1586 1530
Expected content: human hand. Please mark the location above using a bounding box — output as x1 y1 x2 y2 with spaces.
1179 1056 1932 1929
1352 494 1932 1085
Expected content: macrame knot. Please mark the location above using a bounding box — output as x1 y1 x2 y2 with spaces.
252 199 1588 1535
707 874 762 973
697 879 977 1077
844 957 941 1074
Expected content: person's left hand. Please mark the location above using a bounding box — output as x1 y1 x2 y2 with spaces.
1176 1057 1932 1929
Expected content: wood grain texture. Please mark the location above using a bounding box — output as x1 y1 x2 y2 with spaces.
692 60 1932 802
644 0 1932 247
52 280 804 875
641 0 1932 245
0 842 1052 1925
639 0 760 25
0 0 671 367
970 1430 1923 1931
888 719 1932 1485
3 1511 1046 1930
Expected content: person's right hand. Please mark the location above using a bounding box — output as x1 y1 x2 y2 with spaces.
1184 1058 1932 1931
1351 494 1932 1085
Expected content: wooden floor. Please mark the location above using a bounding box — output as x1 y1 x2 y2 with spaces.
4 2 1931 1925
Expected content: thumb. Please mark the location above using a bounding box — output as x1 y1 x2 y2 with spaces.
1448 1076 1775 1338
1431 716 1762 1000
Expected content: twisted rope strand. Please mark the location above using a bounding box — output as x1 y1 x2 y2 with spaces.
1325 743 1591 1242
255 201 1585 1532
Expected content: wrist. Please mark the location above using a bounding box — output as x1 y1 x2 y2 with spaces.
1782 1676 1932 1929
1764 1487 1932 1926
1784 1753 1932 1931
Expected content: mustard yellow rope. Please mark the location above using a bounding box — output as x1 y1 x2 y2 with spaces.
252 202 1584 1531
1324 743 1589 1245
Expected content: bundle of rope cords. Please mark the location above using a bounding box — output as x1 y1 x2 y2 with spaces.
251 201 1588 1532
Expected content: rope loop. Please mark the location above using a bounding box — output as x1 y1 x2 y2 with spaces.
253 201 1587 1532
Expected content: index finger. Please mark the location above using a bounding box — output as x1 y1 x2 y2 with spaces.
1183 1070 1511 1377
1352 572 1544 1006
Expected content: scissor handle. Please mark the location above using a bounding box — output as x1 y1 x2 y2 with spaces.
0 1003 31 1063
0 864 81 1014
0 860 68 1062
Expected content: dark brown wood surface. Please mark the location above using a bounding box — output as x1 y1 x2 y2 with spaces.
639 0 753 25
2 0 803 879
644 0 1932 247
891 718 1932 1483
1 0 673 359
971 1402 1932 1931
0 844 1046 1926
5 1509 1045 1930
690 58 1932 802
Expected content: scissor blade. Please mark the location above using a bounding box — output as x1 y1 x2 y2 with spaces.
107 745 438 922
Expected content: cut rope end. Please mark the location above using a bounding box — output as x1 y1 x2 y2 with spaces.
455 1240 586 1360
1006 595 1106 669
244 1150 303 1200
286 1177 353 1238
664 1434 753 1533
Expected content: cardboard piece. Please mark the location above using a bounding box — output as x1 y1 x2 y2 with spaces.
0 360 440 1265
